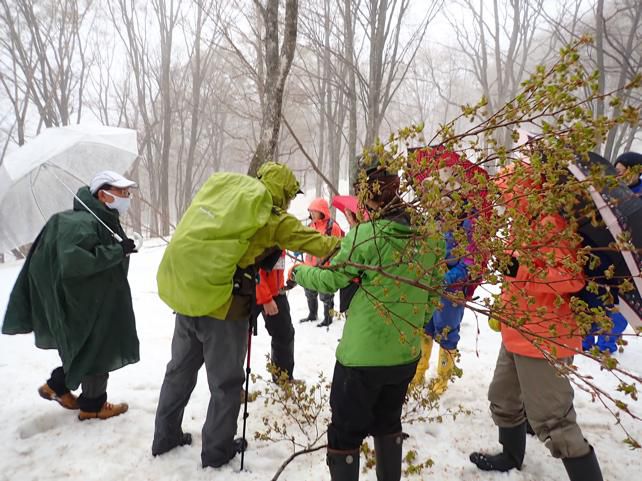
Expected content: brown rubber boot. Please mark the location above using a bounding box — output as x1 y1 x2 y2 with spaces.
38 384 79 410
78 401 128 421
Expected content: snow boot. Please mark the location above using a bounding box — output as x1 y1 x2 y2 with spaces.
410 336 434 388
470 422 526 472
300 296 318 323
562 446 603 481
317 303 333 327
374 432 403 481
432 347 456 395
327 448 360 481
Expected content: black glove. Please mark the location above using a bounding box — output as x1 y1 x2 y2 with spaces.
501 256 519 277
120 238 137 255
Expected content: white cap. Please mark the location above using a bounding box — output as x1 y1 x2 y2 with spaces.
90 170 137 194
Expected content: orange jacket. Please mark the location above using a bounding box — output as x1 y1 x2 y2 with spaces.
304 198 343 266
497 166 585 359
256 251 285 305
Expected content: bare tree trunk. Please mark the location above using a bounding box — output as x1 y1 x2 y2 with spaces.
344 0 358 191
247 0 299 177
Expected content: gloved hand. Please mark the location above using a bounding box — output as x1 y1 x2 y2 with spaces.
120 238 137 255
285 263 302 289
488 317 501 332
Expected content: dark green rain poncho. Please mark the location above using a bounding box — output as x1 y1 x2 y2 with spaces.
2 187 139 390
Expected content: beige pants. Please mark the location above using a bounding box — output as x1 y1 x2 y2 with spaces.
488 345 590 459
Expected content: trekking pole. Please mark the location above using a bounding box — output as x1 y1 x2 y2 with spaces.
240 315 255 471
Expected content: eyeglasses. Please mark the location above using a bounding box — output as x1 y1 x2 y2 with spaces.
104 187 132 198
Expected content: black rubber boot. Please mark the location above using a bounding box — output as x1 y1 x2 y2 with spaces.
562 446 603 481
374 432 403 481
327 448 360 481
300 295 318 323
317 303 333 327
525 419 536 436
470 422 526 472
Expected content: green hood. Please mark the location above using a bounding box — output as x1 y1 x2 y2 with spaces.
257 162 301 209
73 186 121 233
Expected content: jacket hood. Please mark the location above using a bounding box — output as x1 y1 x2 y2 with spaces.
74 186 121 230
257 162 301 209
308 197 330 218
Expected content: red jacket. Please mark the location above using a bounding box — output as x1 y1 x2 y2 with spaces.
304 198 343 266
256 251 285 305
497 167 585 359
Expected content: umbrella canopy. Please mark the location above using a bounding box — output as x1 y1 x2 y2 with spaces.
567 152 642 328
331 195 369 220
0 125 138 253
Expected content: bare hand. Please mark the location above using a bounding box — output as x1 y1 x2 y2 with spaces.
263 299 279 316
345 209 358 227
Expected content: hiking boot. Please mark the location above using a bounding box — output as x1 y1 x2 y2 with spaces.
78 401 128 421
38 383 79 410
299 314 317 323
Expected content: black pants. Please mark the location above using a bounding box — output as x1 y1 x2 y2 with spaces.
253 294 295 380
328 360 417 450
47 366 109 412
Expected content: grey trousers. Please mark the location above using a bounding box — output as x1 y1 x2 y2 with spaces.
488 344 590 459
152 313 248 467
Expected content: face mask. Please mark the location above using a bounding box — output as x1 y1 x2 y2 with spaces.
103 191 131 216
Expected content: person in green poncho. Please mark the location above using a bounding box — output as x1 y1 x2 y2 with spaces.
292 166 444 481
151 162 341 469
2 170 139 421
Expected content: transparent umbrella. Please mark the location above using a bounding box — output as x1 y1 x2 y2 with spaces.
0 125 138 253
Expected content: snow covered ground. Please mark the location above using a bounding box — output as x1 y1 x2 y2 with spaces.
1 237 641 481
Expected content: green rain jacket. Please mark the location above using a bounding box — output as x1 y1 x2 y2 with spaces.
295 214 444 367
2 187 139 390
157 162 340 320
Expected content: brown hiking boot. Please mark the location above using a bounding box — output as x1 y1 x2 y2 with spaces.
38 384 79 410
78 401 128 421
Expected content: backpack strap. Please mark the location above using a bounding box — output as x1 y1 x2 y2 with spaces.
325 218 334 236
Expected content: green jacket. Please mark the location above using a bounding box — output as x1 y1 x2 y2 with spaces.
157 162 340 319
295 215 443 367
2 187 139 390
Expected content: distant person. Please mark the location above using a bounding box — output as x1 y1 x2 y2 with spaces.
253 249 298 382
151 162 340 469
614 151 642 195
409 147 489 395
299 198 344 327
580 151 640 352
2 171 139 420
292 167 443 481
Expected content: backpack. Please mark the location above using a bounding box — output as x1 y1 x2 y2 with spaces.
157 173 273 317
